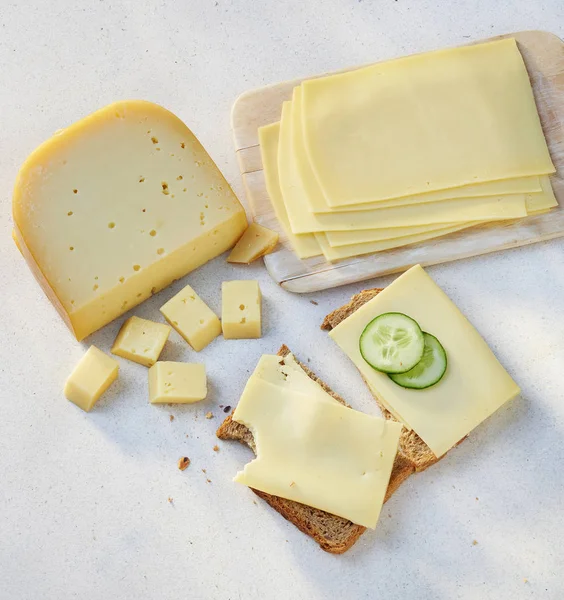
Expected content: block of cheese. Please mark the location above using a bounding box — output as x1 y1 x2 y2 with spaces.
222 280 261 339
149 361 207 404
278 102 528 234
289 85 542 214
160 284 221 352
233 375 402 528
301 38 555 206
64 346 119 411
13 100 247 341
329 265 520 457
258 123 321 259
111 315 170 367
227 223 279 264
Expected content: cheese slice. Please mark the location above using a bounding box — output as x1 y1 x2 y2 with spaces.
233 376 402 528
279 102 528 234
290 85 542 214
258 123 321 258
329 265 520 457
325 175 558 247
315 222 478 261
302 38 554 206
13 100 247 341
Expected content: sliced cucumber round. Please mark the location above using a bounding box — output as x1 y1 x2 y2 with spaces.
389 332 447 389
359 312 425 374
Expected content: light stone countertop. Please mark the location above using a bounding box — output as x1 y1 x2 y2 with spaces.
0 1 563 599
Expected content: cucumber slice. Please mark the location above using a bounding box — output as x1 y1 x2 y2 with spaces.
389 332 447 389
359 312 425 374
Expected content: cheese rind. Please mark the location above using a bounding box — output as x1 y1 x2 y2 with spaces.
13 100 247 341
233 377 402 528
111 316 170 367
64 346 119 411
227 223 279 264
149 361 207 404
329 265 520 457
160 284 221 352
221 281 262 339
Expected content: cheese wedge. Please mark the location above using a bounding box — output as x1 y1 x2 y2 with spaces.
329 265 520 457
227 223 279 264
13 100 247 341
301 38 554 206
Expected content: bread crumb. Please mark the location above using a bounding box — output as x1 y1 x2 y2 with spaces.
223 405 231 413
202 468 206 473
178 457 190 471
523 578 528 584
476 497 479 501
290 481 296 487
206 478 212 483
205 412 213 419
253 500 257 506
310 300 318 305
472 540 478 546
169 415 174 422
168 497 174 504
213 445 219 452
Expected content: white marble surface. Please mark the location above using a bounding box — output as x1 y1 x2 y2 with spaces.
1 1 563 599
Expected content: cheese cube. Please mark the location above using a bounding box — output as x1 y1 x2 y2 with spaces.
13 100 247 341
227 223 279 264
111 316 171 367
64 346 119 411
149 362 207 404
222 281 262 339
160 285 221 351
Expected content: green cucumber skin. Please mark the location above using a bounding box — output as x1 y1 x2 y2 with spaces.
359 312 425 374
388 332 447 390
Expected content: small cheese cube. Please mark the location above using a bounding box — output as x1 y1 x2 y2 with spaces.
64 346 119 411
111 316 171 367
222 280 262 339
227 223 279 264
160 285 221 351
149 362 207 404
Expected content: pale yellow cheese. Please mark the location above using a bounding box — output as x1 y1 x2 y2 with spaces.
222 281 261 339
227 223 279 264
279 102 528 234
64 346 119 412
233 377 402 528
316 223 478 260
13 100 247 341
111 316 171 367
525 175 559 213
302 38 554 206
160 284 221 352
258 123 321 258
290 85 542 214
149 361 207 404
329 265 520 457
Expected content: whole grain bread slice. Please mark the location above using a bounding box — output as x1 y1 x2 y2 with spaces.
216 344 414 554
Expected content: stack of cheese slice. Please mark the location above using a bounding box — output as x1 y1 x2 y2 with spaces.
259 38 557 262
232 353 402 529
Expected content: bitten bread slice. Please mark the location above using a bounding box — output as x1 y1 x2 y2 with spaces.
321 287 462 472
216 344 414 554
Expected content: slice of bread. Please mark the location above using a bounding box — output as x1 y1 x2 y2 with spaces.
217 344 414 554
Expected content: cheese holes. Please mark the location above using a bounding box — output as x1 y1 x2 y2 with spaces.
239 304 245 310
108 222 115 229
73 189 78 194
139 176 145 183
180 142 185 148
177 175 183 181
69 246 74 251
157 248 165 255
133 265 141 272
67 211 73 216
119 277 125 283
93 284 99 291
150 230 157 237
151 137 159 144
161 182 169 195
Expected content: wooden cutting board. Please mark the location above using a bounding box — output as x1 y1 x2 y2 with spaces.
231 30 564 293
